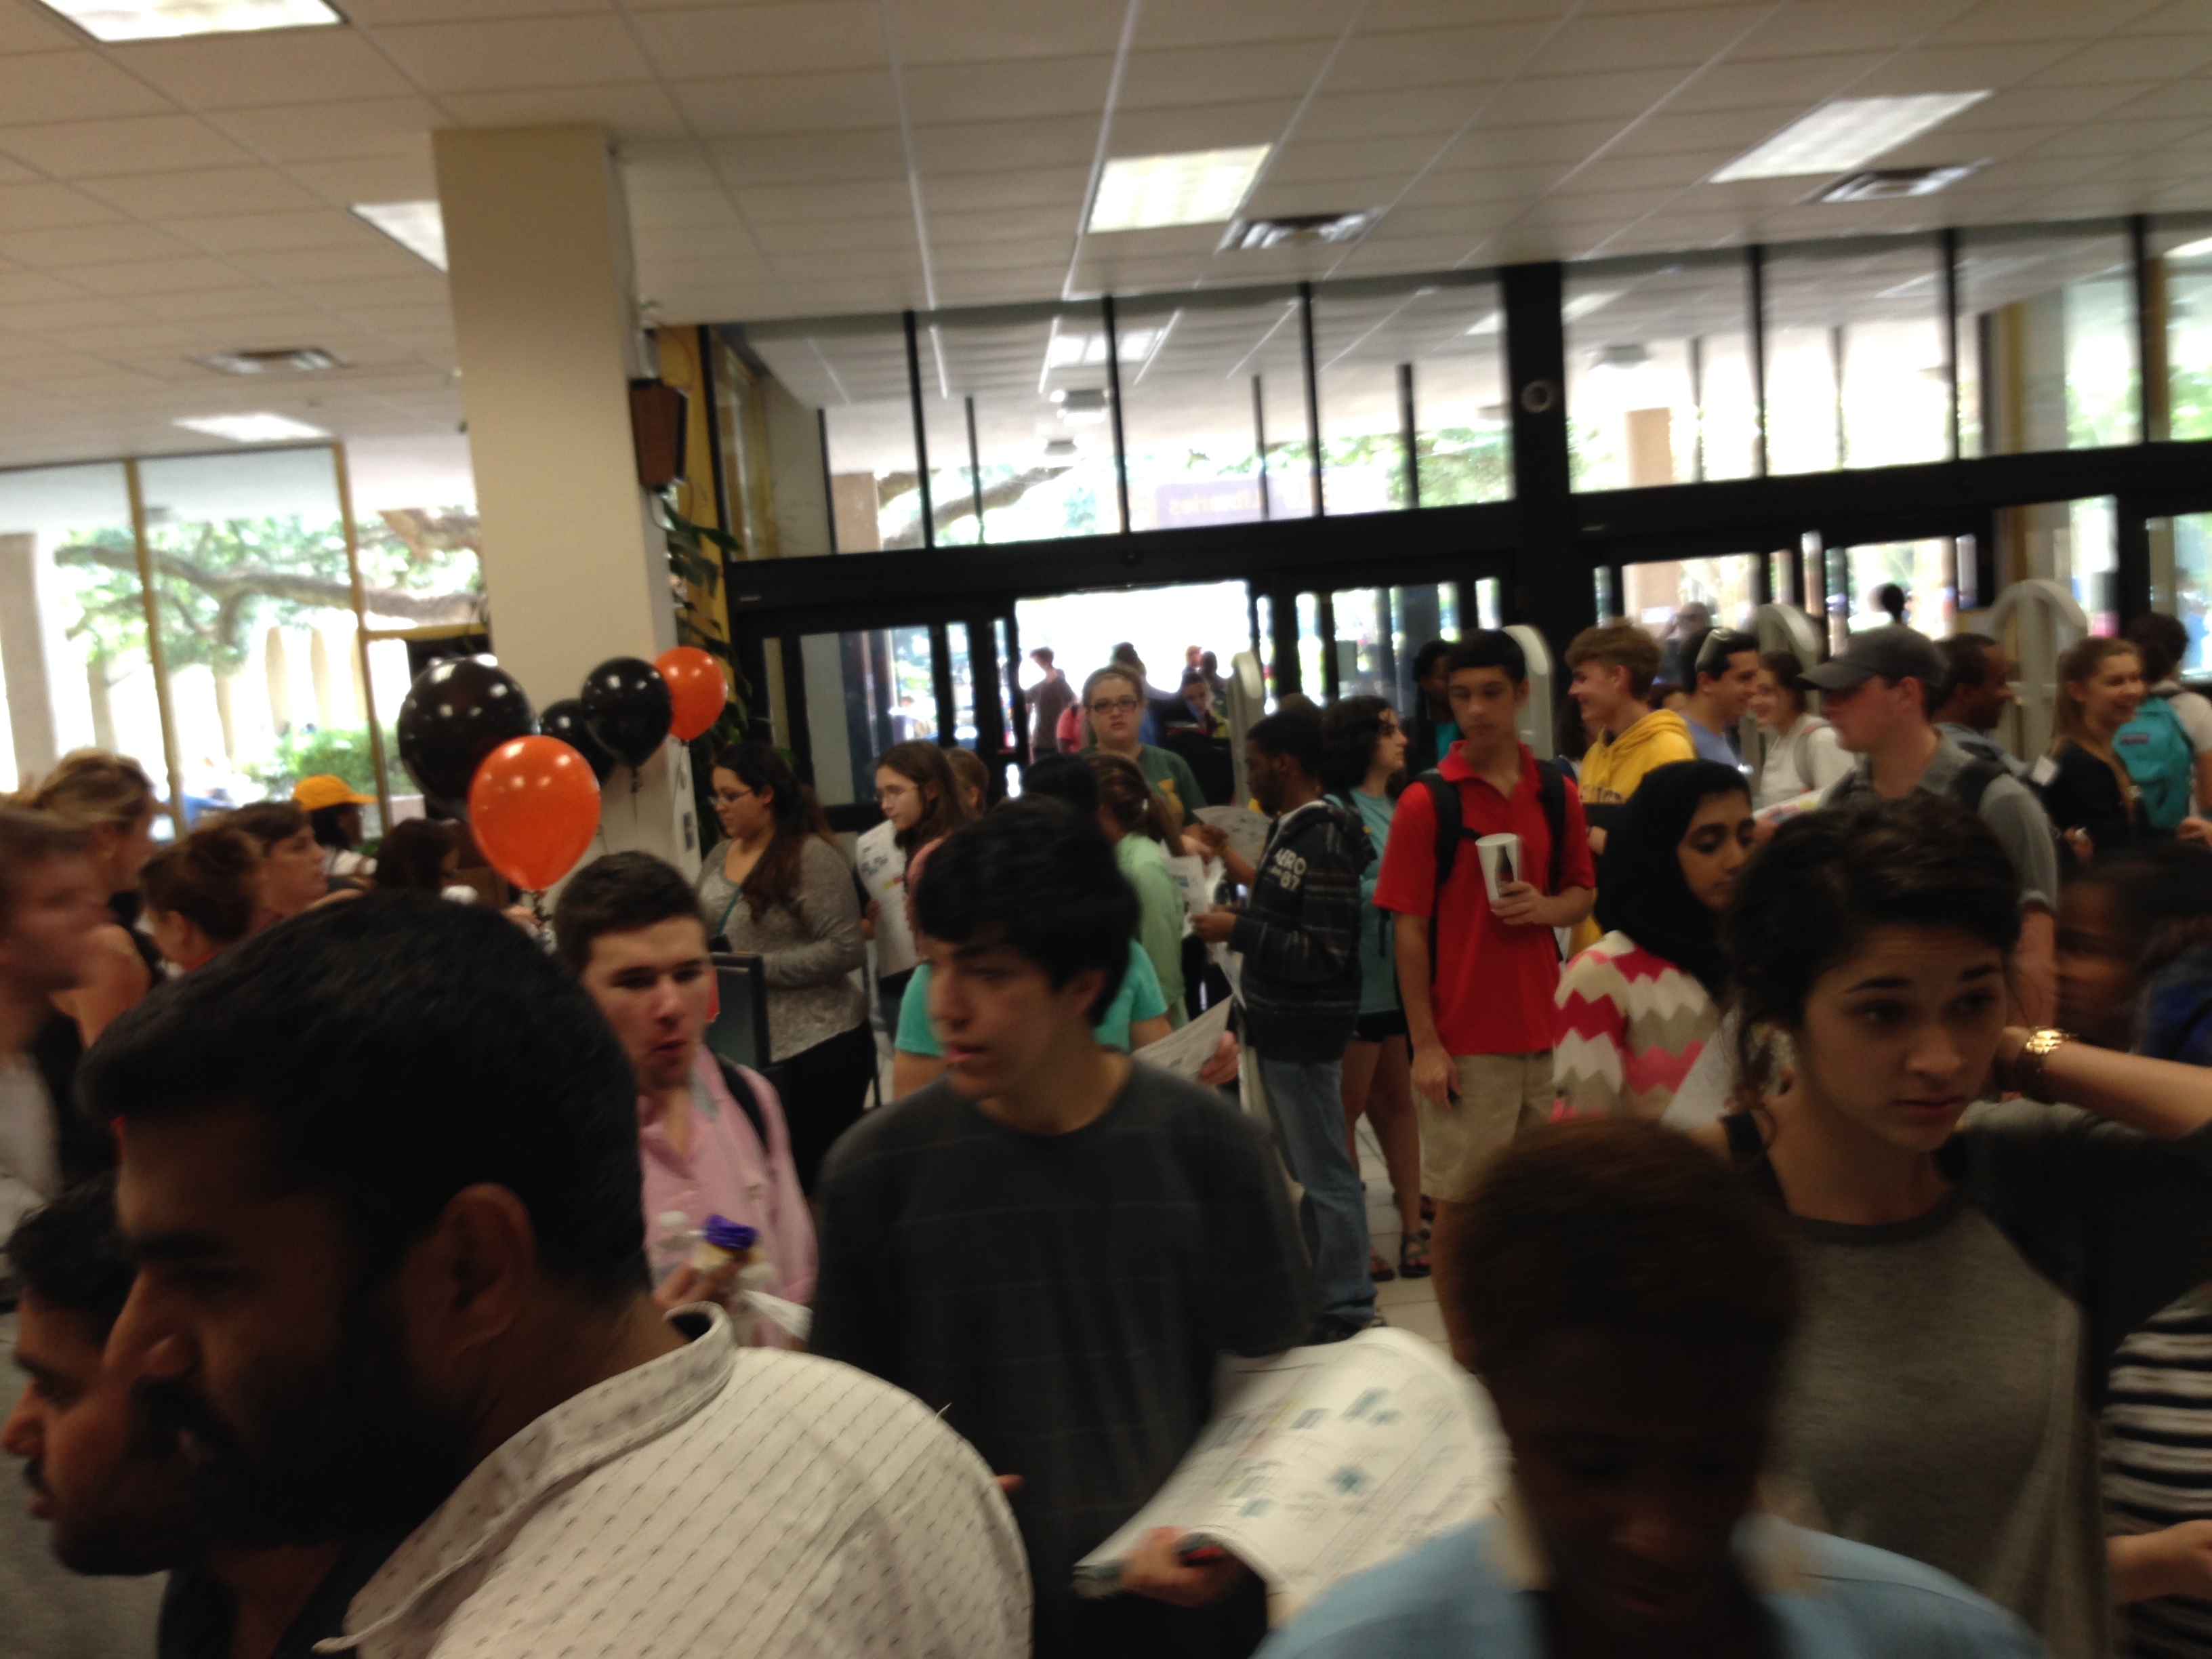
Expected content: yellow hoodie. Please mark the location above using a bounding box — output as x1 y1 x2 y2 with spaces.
1577 708 1698 814
1569 709 1698 954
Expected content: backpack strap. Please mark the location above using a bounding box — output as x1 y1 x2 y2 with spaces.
1417 769 1461 884
712 1056 773 1152
1535 760 1568 895
1948 758 2005 816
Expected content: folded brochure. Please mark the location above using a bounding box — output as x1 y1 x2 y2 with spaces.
1074 1327 1507 1614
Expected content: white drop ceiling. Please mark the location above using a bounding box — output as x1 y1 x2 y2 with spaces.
0 0 2209 489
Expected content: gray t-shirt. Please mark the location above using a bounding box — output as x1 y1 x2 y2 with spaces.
811 1062 1311 1658
1825 734 2060 912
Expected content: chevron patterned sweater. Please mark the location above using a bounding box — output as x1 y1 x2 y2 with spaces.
1551 931 1720 1121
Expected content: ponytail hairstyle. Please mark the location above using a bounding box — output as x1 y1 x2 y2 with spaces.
710 741 840 920
140 825 262 949
1086 751 1172 843
1721 793 2020 1110
1319 695 1402 798
876 739 970 857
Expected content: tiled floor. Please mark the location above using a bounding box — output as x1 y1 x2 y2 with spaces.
1355 1116 1448 1349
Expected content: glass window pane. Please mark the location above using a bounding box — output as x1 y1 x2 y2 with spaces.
2156 220 2212 441
1568 255 1755 490
1315 290 1408 516
947 621 976 750
747 319 918 551
1622 556 1759 680
1960 225 2139 457
1842 541 1957 637
920 302 1121 546
356 501 487 819
134 447 378 821
1296 592 1324 698
796 628 941 809
1118 289 1313 531
2152 514 2212 676
1763 238 1948 475
1404 281 1511 507
1328 588 1391 701
0 462 173 813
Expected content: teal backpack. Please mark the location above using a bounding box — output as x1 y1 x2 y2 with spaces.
2116 693 2197 830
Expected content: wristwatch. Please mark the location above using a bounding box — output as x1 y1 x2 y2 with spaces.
2007 1027 2074 1103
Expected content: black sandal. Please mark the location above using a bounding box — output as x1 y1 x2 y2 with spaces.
1399 1229 1433 1279
1369 1249 1397 1283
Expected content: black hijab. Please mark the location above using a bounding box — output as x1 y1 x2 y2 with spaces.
1592 760 1747 1000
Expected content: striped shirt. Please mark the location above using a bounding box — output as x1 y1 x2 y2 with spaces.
1551 932 1719 1121
2104 1288 2212 1658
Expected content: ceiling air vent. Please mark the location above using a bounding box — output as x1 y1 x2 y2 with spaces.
1225 210 1380 251
192 348 347 375
1817 165 1978 203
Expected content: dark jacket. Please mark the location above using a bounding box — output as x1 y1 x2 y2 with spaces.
1230 798 1373 1061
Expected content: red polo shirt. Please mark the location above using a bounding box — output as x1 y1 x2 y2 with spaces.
1374 741 1595 1057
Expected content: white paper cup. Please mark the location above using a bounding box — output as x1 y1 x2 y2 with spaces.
1476 834 1521 903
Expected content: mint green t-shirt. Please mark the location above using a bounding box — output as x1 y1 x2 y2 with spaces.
893 939 1168 1057
1336 788 1399 1017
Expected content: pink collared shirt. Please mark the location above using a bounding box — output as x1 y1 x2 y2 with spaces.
638 1050 816 1344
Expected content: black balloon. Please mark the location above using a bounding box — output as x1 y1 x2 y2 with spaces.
395 657 537 809
580 656 673 770
540 697 619 784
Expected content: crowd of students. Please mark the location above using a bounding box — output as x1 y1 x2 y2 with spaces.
7 611 2212 1659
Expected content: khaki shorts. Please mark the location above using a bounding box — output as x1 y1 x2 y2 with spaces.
1413 1050 1555 1202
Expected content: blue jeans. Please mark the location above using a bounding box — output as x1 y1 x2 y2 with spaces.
1257 1053 1374 1330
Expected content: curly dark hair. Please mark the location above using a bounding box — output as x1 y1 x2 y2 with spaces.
1721 793 2021 1107
1319 695 1402 798
1452 1119 1798 1382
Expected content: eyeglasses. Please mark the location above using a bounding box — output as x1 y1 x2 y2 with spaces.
714 785 756 803
877 782 917 805
1090 697 1140 716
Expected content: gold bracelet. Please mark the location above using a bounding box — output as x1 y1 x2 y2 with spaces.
2012 1027 2074 1103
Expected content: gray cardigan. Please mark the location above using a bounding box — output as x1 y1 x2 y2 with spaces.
697 834 868 1063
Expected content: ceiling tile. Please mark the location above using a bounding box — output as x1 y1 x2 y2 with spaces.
628 186 733 229
283 274 451 308
1400 161 1576 204
1667 52 1890 112
441 82 691 138
1480 68 1697 125
134 287 321 321
911 115 1101 175
216 98 443 163
1261 135 1449 184
0 270 82 304
66 256 256 297
1326 25 1557 94
1108 101 1300 158
705 129 905 184
731 179 918 222
928 239 1069 273
2097 79 2212 121
284 155 439 201
0 49 173 123
1118 41 1337 108
0 114 255 178
926 205 1076 245
5 222 195 268
162 207 384 253
1937 0 2163 42
371 16 655 93
1730 1 1966 59
1853 40 2087 96
116 29 419 108
2032 35 2212 81
1523 7 1771 75
0 180 118 230
1294 89 1493 143
81 166 323 218
901 56 1112 125
1135 0 1360 49
665 70 897 136
1450 119 1629 165
0 296 155 333
234 242 437 283
630 3 885 78
2124 1 2212 32
891 0 1140 66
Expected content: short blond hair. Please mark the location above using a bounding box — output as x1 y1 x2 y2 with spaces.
14 750 155 833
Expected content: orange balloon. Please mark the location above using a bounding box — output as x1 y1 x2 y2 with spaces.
467 736 602 893
656 646 728 742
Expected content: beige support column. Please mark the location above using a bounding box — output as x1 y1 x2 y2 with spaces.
433 125 698 873
0 532 58 786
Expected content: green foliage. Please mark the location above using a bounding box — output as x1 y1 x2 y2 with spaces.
244 722 394 796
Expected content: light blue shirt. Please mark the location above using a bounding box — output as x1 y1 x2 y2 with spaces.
1333 789 1399 1017
1258 1516 2039 1659
893 939 1167 1057
1687 715 1740 768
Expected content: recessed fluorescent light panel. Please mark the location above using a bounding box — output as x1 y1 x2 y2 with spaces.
1088 146 1271 233
192 347 345 375
174 413 331 444
352 200 448 272
1713 93 1991 182
2169 236 2212 262
34 0 337 41
1563 291 1620 324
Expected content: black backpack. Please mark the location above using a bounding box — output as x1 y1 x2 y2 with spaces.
1414 762 1572 969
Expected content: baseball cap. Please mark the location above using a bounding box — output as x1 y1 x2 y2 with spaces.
1799 625 1946 693
293 774 375 811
